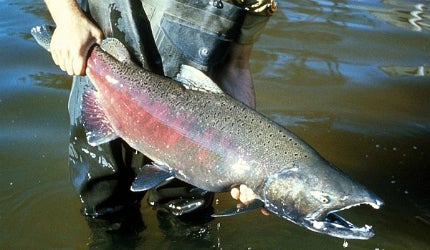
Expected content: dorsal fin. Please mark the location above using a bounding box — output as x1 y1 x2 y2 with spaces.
175 65 224 94
100 38 132 63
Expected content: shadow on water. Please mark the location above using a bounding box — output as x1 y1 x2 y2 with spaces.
29 72 73 90
1 0 430 249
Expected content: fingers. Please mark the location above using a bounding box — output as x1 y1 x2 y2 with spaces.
239 184 256 203
50 34 84 75
261 208 270 216
230 186 240 200
51 40 90 76
49 20 103 76
51 48 80 76
230 184 270 216
73 53 86 76
230 184 255 204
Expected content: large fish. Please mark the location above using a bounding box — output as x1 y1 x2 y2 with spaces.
32 25 383 240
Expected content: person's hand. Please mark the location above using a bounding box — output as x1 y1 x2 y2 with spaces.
231 184 270 216
50 17 103 75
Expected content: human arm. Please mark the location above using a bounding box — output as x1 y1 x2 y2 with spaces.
44 0 103 75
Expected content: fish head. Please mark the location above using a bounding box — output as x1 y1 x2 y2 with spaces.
262 160 383 239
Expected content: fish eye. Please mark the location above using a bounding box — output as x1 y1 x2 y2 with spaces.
310 191 331 204
320 196 330 203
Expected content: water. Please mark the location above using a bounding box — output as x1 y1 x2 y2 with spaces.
1 0 429 249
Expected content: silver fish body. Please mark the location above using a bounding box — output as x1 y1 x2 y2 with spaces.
32 25 383 239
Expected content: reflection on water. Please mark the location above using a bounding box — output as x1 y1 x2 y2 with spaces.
381 65 430 77
372 0 430 32
1 0 430 249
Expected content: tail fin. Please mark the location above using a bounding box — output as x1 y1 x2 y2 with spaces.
30 25 55 52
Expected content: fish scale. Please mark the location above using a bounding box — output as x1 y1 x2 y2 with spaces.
87 47 270 188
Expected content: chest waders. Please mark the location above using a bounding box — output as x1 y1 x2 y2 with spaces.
68 0 246 218
87 0 245 77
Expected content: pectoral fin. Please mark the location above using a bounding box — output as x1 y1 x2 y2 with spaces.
131 164 175 192
212 199 265 217
81 87 119 146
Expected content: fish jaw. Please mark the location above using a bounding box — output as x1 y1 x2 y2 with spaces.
262 162 383 240
301 197 383 239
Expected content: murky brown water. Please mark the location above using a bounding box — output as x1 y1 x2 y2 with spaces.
1 0 429 249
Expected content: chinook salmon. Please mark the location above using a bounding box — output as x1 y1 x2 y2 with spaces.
32 25 383 240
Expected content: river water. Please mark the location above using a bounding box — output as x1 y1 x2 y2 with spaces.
1 0 429 249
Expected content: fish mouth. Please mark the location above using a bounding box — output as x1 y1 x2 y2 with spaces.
303 200 383 240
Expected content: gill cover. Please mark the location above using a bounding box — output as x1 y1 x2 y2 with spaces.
262 164 359 223
262 166 310 222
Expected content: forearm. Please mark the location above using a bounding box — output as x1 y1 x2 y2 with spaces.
44 0 86 27
43 0 103 75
